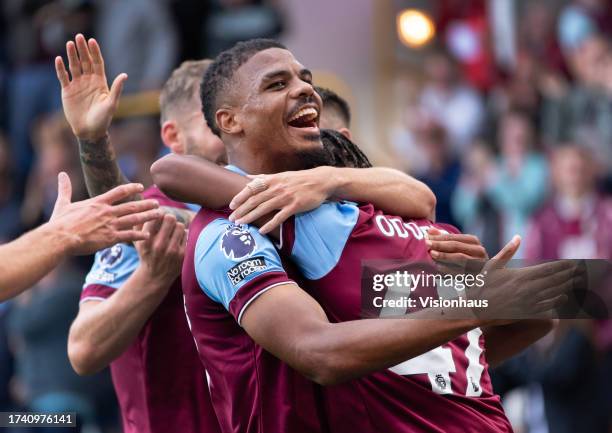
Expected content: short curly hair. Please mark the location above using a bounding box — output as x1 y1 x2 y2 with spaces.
200 38 287 137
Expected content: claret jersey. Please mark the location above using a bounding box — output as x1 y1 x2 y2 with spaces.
276 200 513 433
82 186 220 433
182 205 326 433
183 165 512 433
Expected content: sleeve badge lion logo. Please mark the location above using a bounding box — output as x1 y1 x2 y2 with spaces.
220 224 257 261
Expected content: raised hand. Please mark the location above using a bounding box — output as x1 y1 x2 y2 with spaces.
55 33 127 141
48 172 161 255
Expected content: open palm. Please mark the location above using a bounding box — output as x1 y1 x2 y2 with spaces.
55 34 127 141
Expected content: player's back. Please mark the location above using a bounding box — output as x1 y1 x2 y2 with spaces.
278 202 513 433
82 186 220 433
182 206 327 433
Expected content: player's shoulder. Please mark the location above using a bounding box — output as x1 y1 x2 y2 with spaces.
195 219 270 262
83 243 140 293
299 200 360 225
192 219 289 309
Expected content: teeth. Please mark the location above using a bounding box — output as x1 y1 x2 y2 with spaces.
289 107 318 123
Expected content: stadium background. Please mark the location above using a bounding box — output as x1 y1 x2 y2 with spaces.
0 0 611 431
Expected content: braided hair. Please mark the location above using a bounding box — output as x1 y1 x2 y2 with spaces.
320 129 372 169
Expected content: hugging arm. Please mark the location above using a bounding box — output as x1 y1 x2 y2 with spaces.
151 153 435 235
241 282 479 385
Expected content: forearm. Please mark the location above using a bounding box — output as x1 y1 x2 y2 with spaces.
78 134 135 200
304 317 479 384
246 286 481 385
323 167 436 219
68 267 171 374
151 154 247 208
0 224 71 300
482 319 554 368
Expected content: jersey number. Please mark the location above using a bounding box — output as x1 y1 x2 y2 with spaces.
380 275 485 396
388 328 484 396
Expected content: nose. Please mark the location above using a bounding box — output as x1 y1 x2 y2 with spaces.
289 77 315 100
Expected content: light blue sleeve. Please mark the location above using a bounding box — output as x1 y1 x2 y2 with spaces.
83 244 140 290
194 219 289 310
291 201 359 280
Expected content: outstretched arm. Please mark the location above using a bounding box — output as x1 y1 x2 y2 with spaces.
151 154 435 233
228 166 436 233
151 154 246 209
242 282 479 385
68 215 185 375
55 33 132 200
56 34 194 226
0 174 160 300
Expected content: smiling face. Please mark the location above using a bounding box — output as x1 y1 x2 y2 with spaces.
217 48 324 169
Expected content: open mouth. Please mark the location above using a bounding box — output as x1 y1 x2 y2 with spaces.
287 106 319 129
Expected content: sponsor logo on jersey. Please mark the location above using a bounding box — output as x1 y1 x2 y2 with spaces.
435 374 447 390
89 269 117 283
220 224 256 261
227 256 267 286
98 244 123 269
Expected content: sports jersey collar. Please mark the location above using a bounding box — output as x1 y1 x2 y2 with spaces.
225 164 250 176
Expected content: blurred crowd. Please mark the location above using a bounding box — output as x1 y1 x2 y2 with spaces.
1 0 612 432
390 1 612 432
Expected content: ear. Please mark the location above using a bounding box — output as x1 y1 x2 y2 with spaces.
339 127 352 140
161 120 185 154
216 108 242 135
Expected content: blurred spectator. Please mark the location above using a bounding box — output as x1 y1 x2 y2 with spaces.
496 144 612 433
413 122 461 227
20 115 86 229
419 49 485 155
435 0 495 92
0 134 21 241
487 52 543 133
204 0 284 56
7 264 115 433
487 110 548 252
558 0 612 53
2 0 95 196
525 145 612 260
541 35 612 185
452 141 500 255
95 0 178 93
452 110 548 256
493 320 609 433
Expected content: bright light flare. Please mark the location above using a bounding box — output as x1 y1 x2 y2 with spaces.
397 9 435 48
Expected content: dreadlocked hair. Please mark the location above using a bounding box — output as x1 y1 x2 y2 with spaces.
320 129 372 168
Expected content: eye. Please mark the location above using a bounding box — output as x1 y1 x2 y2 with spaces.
267 81 285 90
